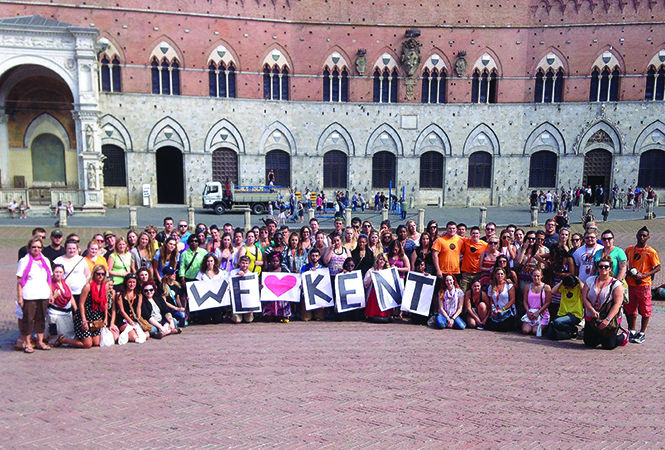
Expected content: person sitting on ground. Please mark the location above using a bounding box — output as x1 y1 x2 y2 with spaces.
432 274 466 330
464 280 490 329
160 267 187 327
111 273 142 344
547 275 585 340
520 268 551 335
141 281 179 338
485 267 517 332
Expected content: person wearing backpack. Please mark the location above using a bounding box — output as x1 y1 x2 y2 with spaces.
581 257 628 349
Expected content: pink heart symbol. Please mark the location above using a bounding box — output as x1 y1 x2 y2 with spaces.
264 275 297 297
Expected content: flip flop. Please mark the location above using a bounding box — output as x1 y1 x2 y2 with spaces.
36 344 51 351
23 346 34 354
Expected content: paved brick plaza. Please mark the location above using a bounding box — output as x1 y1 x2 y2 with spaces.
1 219 664 447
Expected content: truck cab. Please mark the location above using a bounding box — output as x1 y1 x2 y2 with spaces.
202 182 281 215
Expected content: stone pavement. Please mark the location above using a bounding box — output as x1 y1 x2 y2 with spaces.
1 218 665 447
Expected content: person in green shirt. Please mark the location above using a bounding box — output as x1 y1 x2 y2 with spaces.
179 235 207 284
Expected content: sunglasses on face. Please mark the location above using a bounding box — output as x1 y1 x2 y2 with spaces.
144 288 154 292
179 224 188 228
30 245 43 249
489 241 499 245
601 237 613 241
95 272 105 276
598 265 611 269
571 238 581 242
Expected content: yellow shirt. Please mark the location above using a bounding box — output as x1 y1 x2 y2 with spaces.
557 285 584 319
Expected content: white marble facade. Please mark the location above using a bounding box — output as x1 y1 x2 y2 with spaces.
98 93 665 207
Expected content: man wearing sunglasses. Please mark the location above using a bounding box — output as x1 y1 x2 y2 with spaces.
592 230 627 281
624 227 661 344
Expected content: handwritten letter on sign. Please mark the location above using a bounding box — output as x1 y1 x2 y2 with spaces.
187 277 231 312
400 272 436 316
231 273 261 314
334 270 365 313
371 267 404 312
302 268 334 310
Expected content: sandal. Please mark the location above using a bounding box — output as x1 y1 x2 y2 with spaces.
174 328 182 334
52 335 65 348
36 343 51 351
23 346 34 354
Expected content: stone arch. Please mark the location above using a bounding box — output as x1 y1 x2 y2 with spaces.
148 37 185 65
99 114 133 151
316 122 354 156
646 49 665 70
259 121 297 155
0 55 77 101
371 48 401 72
463 124 500 156
634 120 665 154
591 47 624 72
524 122 566 156
97 34 126 62
420 48 451 74
414 124 452 157
471 48 502 75
204 118 244 154
261 44 294 71
205 39 240 69
579 121 622 154
147 116 190 153
24 113 70 151
321 46 352 71
531 47 568 75
366 123 403 157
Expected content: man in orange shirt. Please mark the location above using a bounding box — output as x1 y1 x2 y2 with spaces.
625 226 661 344
459 226 488 292
432 221 463 282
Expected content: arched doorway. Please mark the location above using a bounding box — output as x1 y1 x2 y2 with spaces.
31 133 66 183
212 148 238 184
156 146 184 204
265 150 290 187
583 149 612 194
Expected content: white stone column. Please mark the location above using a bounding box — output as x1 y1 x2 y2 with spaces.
0 110 9 187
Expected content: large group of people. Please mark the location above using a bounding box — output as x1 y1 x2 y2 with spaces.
14 210 661 352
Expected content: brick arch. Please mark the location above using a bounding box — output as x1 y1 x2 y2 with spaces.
97 34 126 62
321 46 352 71
204 39 240 69
260 44 294 71
371 47 401 73
591 47 624 72
531 47 568 75
471 47 502 75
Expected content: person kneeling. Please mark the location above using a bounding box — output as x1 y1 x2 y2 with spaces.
229 256 255 324
520 269 550 336
547 275 584 340
433 274 466 330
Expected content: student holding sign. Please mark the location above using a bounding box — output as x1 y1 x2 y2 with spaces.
432 274 466 329
262 252 291 322
229 256 255 323
300 248 325 321
364 253 393 323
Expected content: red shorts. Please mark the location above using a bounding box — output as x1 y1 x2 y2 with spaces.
626 285 652 317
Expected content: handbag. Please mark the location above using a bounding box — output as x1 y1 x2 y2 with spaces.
126 296 153 333
88 319 104 331
591 279 621 339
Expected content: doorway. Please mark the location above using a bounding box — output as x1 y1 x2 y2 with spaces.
156 146 184 204
583 149 612 195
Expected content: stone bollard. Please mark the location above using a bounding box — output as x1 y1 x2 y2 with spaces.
583 203 592 213
187 207 195 232
497 195 503 207
345 208 352 226
479 207 487 229
438 196 442 208
645 198 654 220
409 196 414 208
418 209 425 233
307 208 315 222
466 196 471 207
58 206 68 227
244 208 252 232
114 194 120 209
530 206 538 228
382 206 389 222
129 206 138 229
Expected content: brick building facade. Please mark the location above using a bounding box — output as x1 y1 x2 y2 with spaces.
0 1 664 209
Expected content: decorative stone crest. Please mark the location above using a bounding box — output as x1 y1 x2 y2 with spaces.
400 38 421 77
355 49 367 76
455 51 467 77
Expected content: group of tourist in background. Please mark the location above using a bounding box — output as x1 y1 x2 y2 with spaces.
531 184 657 216
14 207 661 352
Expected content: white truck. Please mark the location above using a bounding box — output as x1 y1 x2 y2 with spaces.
202 182 281 215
